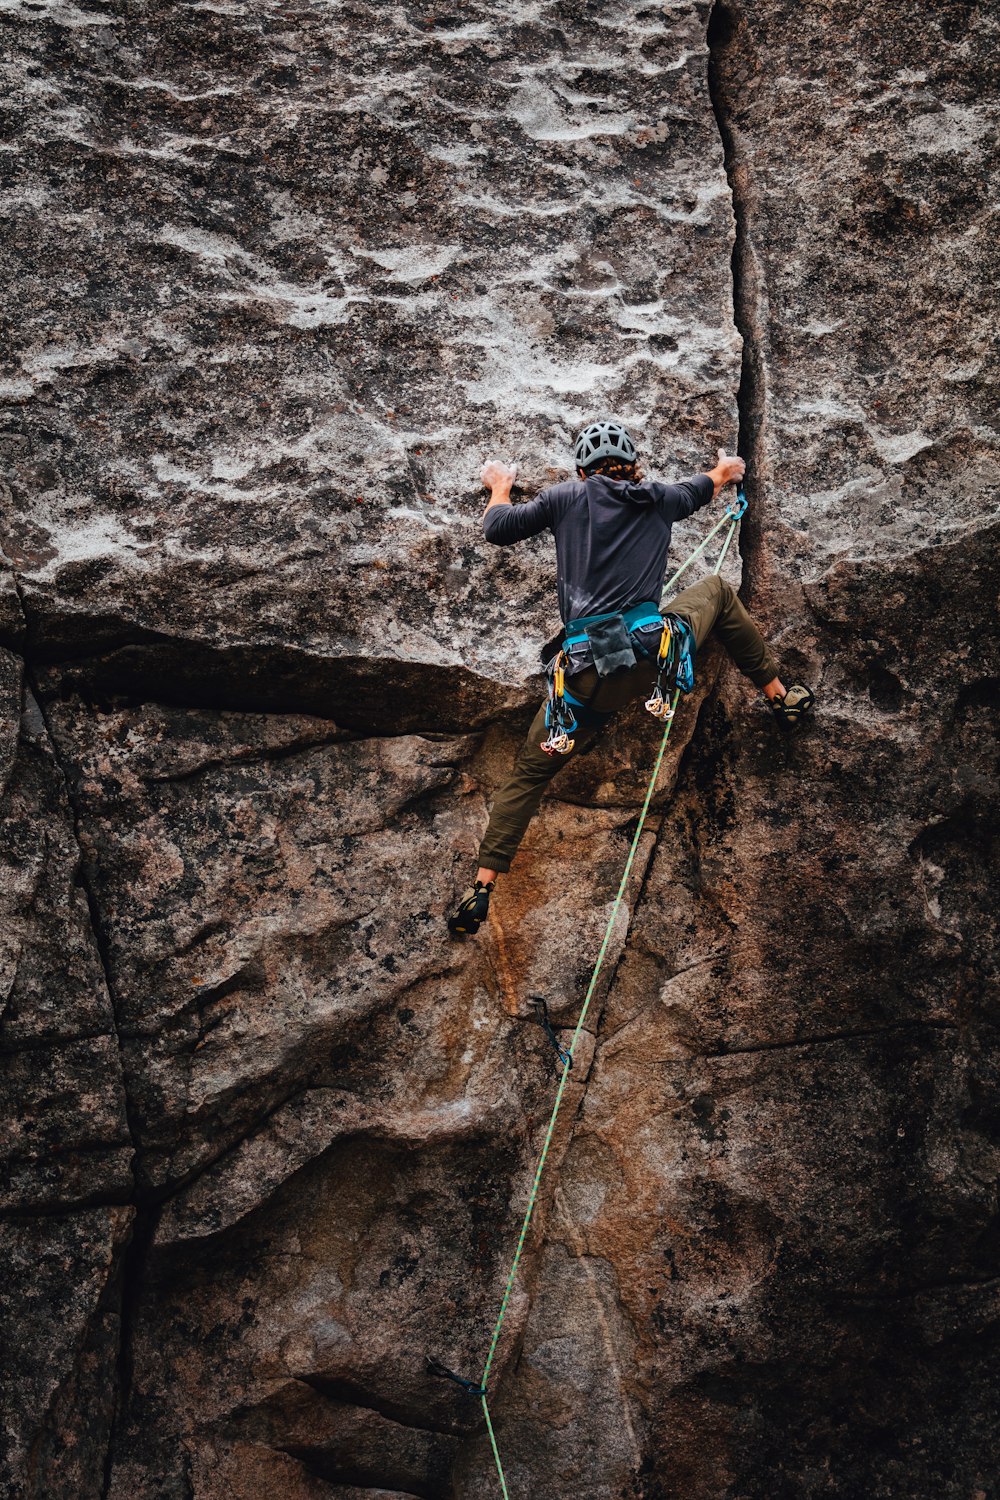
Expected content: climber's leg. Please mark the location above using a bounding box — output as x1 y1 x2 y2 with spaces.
449 659 657 931
451 703 600 933
476 680 603 877
669 575 814 729
669 575 779 687
476 657 659 874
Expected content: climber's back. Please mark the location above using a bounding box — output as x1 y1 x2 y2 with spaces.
482 421 715 623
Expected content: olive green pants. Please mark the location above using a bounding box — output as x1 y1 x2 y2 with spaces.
478 575 779 873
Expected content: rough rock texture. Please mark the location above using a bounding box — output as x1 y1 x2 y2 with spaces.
1 1 998 1498
0 645 133 1496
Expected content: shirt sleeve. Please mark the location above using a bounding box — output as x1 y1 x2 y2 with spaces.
482 488 555 545
649 473 715 523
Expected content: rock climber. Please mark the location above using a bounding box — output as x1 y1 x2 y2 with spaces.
448 420 815 936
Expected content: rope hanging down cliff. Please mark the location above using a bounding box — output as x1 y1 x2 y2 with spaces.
430 490 748 1498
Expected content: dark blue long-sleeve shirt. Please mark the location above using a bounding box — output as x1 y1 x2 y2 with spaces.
483 472 714 624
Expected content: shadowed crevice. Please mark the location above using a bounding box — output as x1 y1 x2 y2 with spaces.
698 1015 959 1058
708 0 769 602
28 657 154 1500
99 1207 160 1500
296 1374 469 1440
5 616 538 737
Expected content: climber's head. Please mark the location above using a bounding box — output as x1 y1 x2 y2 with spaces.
574 420 638 482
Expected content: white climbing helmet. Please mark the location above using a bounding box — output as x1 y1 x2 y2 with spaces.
574 420 637 472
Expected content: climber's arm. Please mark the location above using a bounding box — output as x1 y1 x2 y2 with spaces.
482 459 516 517
481 461 553 545
652 449 746 522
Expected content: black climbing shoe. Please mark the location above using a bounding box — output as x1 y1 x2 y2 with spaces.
771 684 816 734
447 880 494 936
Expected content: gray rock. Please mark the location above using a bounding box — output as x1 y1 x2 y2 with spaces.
0 0 997 1497
1 0 740 710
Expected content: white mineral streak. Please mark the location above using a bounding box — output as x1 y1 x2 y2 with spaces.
354 243 461 283
0 0 113 24
93 75 238 102
0 377 34 399
906 103 993 153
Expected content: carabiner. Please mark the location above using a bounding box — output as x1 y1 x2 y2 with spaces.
644 686 674 723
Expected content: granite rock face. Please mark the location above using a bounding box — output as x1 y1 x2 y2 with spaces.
1 1 998 1498
0 645 133 1497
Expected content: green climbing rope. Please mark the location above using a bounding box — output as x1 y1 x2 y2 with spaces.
474 495 746 1496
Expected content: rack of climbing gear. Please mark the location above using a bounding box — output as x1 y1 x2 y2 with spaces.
540 649 577 756
430 487 748 1498
645 615 674 720
644 613 695 719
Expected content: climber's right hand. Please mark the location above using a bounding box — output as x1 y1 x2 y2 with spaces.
708 449 746 496
481 459 518 492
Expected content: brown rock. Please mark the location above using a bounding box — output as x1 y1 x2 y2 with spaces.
0 641 134 1497
0 0 997 1497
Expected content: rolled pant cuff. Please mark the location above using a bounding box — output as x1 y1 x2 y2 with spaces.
747 659 780 689
476 847 513 874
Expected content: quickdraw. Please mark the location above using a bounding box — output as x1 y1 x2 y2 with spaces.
644 619 675 722
644 613 695 719
540 650 577 756
530 995 573 1070
644 687 675 723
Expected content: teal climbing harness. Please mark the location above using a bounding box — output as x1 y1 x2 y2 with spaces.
541 604 665 754
432 488 748 1497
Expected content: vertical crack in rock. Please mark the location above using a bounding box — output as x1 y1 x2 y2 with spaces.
484 20 763 1469
28 653 156 1500
99 1209 159 1500
707 0 768 593
0 557 148 1499
22 668 141 1159
26 658 152 1500
0 550 142 1170
4 575 132 1132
